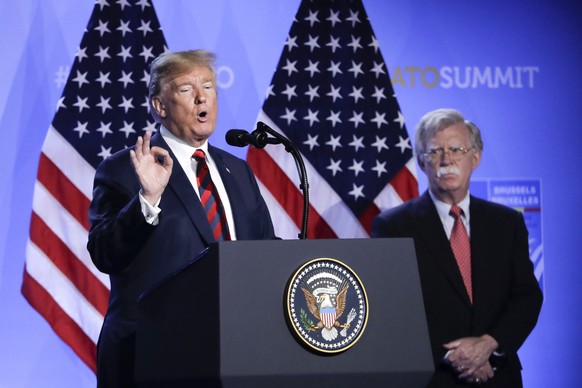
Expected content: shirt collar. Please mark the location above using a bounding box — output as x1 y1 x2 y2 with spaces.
429 190 471 222
159 125 211 163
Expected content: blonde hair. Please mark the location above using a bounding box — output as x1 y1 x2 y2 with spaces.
148 49 217 102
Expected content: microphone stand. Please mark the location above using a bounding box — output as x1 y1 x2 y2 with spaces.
255 122 309 240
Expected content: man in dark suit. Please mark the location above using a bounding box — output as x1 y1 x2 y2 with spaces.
372 108 542 387
87 50 277 387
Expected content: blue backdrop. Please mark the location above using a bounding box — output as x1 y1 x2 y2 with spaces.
1 1 580 386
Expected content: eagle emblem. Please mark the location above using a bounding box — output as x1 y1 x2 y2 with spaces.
301 282 354 341
286 258 368 354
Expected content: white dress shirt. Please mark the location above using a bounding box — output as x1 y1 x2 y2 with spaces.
429 191 471 239
139 126 237 240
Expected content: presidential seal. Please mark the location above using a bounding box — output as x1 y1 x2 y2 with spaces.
285 258 368 354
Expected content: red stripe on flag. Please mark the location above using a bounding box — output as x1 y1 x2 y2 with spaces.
358 203 381 236
37 153 91 230
359 165 418 235
30 212 109 315
307 207 336 239
21 270 97 373
391 165 419 201
247 148 336 238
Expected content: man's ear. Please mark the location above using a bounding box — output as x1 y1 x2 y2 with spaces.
417 155 426 173
151 96 166 118
471 149 482 171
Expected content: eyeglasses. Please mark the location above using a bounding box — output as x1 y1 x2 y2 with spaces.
422 146 474 163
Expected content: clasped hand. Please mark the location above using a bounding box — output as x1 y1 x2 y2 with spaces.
129 131 173 206
443 335 498 384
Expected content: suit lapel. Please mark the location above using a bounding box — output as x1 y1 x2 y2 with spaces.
467 196 488 305
414 192 473 307
150 132 214 245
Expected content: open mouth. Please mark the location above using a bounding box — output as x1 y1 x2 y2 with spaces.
197 110 208 121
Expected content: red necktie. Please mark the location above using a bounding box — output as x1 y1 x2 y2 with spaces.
192 150 231 241
449 204 472 302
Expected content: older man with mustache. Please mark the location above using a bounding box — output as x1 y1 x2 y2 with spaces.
372 109 542 387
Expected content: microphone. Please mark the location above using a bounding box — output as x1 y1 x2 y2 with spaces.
225 129 280 149
226 129 259 147
229 121 310 240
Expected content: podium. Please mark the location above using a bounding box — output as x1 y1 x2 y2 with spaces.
136 238 433 387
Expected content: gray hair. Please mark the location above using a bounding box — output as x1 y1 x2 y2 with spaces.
414 108 483 155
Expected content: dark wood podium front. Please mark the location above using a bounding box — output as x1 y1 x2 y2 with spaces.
136 238 433 387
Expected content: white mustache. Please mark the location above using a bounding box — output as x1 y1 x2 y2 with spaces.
436 166 461 177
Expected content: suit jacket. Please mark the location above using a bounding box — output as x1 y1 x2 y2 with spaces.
371 191 542 387
87 132 276 387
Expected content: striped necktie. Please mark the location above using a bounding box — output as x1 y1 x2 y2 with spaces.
192 150 230 241
449 204 472 302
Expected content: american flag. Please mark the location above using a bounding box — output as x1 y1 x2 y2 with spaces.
247 0 418 239
21 0 167 372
